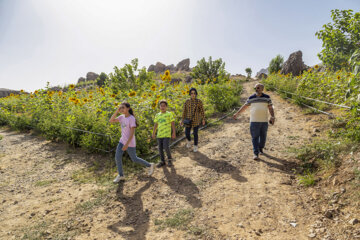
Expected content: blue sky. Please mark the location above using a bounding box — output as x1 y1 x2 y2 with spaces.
0 0 359 91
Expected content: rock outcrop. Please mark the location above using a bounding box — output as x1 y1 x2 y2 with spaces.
0 88 20 98
86 72 99 81
148 58 191 73
175 58 190 71
281 51 307 76
77 77 86 84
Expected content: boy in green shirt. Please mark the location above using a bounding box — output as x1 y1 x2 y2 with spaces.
152 100 176 167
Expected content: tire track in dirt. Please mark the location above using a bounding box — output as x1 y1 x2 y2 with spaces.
0 81 332 239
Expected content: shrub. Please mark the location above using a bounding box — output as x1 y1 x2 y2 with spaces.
245 67 252 79
268 55 284 74
191 57 230 84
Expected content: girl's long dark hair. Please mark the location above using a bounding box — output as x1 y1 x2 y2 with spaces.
121 102 138 127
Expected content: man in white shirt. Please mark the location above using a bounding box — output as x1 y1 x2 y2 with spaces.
233 83 275 160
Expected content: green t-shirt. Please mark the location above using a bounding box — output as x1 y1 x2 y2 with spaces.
154 111 175 138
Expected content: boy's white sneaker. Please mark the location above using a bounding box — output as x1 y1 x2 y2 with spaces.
113 175 125 183
193 145 198 152
186 140 191 148
148 163 154 176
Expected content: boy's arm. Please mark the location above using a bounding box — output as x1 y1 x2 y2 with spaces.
152 123 158 139
171 121 176 139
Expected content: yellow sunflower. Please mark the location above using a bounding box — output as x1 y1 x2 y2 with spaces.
337 75 341 80
151 84 156 91
314 64 319 69
69 84 75 89
34 90 39 94
128 91 137 97
10 93 14 97
30 94 34 98
20 89 24 93
111 94 116 98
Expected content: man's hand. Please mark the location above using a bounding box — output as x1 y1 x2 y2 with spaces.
269 117 275 125
172 133 176 139
122 144 128 151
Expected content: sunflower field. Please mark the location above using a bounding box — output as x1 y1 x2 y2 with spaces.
262 66 360 141
0 67 242 156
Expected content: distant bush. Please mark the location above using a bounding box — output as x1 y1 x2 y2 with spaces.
191 57 230 84
245 67 252 79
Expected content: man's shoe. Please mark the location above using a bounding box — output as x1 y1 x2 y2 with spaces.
157 161 166 168
167 160 173 167
253 154 259 160
148 163 155 175
259 148 264 155
113 175 125 183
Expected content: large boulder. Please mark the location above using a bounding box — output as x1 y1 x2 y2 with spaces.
148 64 155 72
77 77 86 84
256 68 268 79
86 72 99 81
176 58 190 71
165 64 175 72
154 62 166 73
0 88 20 98
281 51 307 76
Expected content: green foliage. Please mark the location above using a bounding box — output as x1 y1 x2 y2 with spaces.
204 80 242 112
0 60 241 167
245 67 252 79
349 49 360 76
191 56 230 84
107 58 153 93
268 55 284 74
315 9 360 71
298 170 316 187
96 72 108 87
262 68 360 142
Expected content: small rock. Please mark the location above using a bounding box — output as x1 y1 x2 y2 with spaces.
237 223 244 228
349 218 359 225
313 128 320 133
308 233 316 238
290 222 297 227
332 177 339 186
324 209 335 219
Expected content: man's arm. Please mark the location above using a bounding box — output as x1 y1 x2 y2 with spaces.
268 105 275 124
233 104 249 119
152 123 158 139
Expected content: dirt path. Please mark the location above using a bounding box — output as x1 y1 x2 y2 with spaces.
0 81 336 240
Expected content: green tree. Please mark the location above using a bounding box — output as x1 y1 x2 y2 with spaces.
315 9 360 71
191 57 230 84
268 55 284 74
245 67 252 79
107 58 153 93
96 72 108 87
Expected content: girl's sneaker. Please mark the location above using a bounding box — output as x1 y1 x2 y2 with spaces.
193 145 198 152
113 175 125 183
186 140 191 148
148 163 155 175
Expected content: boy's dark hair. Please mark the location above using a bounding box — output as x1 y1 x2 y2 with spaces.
159 99 168 106
189 88 198 96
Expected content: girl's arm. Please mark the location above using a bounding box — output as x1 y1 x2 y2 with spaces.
122 127 135 150
152 123 158 139
109 108 120 123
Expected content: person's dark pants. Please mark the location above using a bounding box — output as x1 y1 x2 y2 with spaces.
157 138 172 163
250 122 268 155
185 126 199 146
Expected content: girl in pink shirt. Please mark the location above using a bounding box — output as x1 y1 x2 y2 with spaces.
109 102 154 183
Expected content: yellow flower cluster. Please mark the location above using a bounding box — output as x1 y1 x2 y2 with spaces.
160 70 172 82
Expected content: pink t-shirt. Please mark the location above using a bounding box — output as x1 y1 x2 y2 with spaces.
116 115 137 147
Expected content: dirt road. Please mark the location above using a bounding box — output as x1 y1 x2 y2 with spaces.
0 81 339 240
